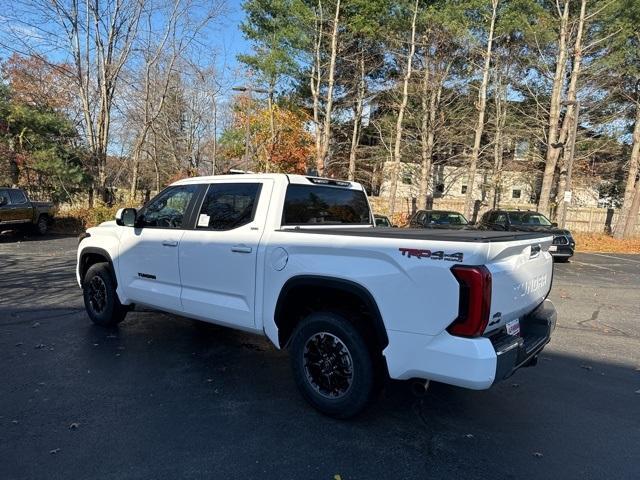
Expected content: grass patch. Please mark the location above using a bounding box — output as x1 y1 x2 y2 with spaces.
51 204 133 234
574 233 640 254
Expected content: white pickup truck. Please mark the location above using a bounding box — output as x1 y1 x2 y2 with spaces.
77 173 556 417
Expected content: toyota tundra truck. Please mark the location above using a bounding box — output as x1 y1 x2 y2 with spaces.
77 174 557 418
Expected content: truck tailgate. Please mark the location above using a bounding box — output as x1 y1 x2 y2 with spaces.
484 236 554 334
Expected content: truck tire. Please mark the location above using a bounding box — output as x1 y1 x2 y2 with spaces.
35 215 48 235
289 311 378 418
82 263 128 327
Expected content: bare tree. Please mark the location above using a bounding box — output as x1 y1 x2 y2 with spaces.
417 38 451 210
387 0 419 219
44 0 145 201
347 50 365 181
538 0 572 215
317 0 341 175
464 0 498 218
488 66 508 209
128 0 223 196
309 0 324 172
614 102 640 238
552 0 588 223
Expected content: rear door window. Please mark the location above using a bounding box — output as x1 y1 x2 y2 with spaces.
494 213 507 225
282 185 371 225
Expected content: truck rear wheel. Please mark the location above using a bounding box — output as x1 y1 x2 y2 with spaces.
35 215 48 235
289 311 378 418
82 263 128 327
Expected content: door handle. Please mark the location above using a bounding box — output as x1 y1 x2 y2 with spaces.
231 244 252 254
162 240 178 247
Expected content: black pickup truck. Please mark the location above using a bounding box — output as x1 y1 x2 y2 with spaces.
0 188 54 235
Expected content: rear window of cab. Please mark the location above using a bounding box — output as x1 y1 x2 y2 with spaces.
282 184 371 226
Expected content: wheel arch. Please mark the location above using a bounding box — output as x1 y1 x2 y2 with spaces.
274 275 389 352
79 247 117 287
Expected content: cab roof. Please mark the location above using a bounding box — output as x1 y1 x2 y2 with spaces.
171 173 365 191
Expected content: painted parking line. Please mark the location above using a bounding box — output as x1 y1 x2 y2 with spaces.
584 253 640 264
569 260 619 273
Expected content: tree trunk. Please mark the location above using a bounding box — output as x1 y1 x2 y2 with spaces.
318 0 341 175
552 0 587 223
418 63 445 210
266 83 276 173
623 179 640 238
489 78 507 209
538 0 571 215
348 51 366 181
311 1 324 174
464 0 498 219
614 103 640 238
387 0 419 219
130 151 140 199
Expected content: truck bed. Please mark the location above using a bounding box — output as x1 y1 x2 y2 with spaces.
279 227 551 243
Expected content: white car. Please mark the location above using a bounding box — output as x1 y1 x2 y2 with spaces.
77 174 557 417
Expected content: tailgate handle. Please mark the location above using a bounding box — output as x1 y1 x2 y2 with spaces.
530 244 541 258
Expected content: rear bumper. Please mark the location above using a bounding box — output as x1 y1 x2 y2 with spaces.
550 245 574 257
491 300 557 382
383 300 557 389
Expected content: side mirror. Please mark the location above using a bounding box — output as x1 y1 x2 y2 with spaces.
551 222 558 228
116 208 138 227
0 197 7 207
392 224 398 228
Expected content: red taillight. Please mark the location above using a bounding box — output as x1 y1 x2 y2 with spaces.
447 265 492 337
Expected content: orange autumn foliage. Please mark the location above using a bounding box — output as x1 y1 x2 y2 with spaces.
229 99 313 174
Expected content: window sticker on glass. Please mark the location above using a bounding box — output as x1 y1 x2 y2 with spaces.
198 213 211 227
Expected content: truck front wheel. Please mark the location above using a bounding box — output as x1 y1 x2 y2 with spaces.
289 311 378 418
82 263 128 327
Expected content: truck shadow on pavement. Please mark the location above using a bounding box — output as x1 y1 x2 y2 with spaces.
1 306 638 480
0 230 76 244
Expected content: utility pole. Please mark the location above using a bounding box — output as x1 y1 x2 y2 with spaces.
232 85 269 172
556 100 579 228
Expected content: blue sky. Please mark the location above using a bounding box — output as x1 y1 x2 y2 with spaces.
0 0 251 84
211 1 250 79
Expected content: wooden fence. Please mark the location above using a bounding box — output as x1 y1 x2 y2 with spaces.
369 196 640 235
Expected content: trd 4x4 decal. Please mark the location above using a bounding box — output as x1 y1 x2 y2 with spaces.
399 248 463 262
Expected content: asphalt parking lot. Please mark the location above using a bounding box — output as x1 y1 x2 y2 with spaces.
1 234 639 480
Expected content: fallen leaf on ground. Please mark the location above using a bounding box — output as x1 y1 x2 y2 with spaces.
464 434 474 438
69 422 80 430
49 448 60 455
580 364 593 371
532 452 543 458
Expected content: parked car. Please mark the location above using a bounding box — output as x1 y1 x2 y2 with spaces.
477 209 575 261
374 214 394 227
409 209 470 229
77 173 557 418
0 187 54 235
